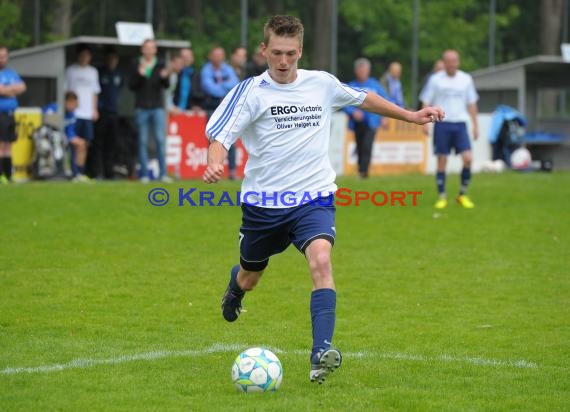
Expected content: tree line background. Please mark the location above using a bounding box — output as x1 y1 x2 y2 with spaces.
1 0 568 103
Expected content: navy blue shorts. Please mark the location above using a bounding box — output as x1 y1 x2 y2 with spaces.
75 119 94 142
239 195 336 271
0 112 17 142
434 122 471 155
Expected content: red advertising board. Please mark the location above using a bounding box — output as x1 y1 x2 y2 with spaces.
166 112 247 179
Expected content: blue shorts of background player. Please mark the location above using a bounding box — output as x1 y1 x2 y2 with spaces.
433 121 471 155
64 92 90 180
75 119 94 142
433 121 475 209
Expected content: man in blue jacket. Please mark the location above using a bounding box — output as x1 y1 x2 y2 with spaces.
344 58 389 178
201 46 239 179
201 46 239 115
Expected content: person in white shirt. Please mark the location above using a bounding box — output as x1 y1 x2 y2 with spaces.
203 15 444 384
420 49 479 209
65 44 100 179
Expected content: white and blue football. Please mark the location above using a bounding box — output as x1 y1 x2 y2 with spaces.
231 347 283 393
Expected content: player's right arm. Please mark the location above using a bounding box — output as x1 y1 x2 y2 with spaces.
203 141 227 184
331 73 442 125
202 77 255 183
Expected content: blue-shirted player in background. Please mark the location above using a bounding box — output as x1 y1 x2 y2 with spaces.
203 15 445 384
420 49 479 209
0 46 26 184
64 91 90 182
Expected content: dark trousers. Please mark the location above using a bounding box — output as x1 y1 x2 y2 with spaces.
354 122 376 176
91 112 119 179
492 132 518 168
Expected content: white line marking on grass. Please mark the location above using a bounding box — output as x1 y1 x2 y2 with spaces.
0 343 245 376
379 352 539 369
0 344 538 376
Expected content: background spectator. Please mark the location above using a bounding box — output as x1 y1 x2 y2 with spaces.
201 46 239 179
425 59 444 85
227 45 249 180
165 53 183 113
201 46 239 114
172 47 202 113
0 45 26 184
65 43 100 171
417 59 444 110
93 47 123 179
344 57 389 179
380 61 404 108
230 46 248 80
129 39 170 183
64 91 89 182
246 45 268 78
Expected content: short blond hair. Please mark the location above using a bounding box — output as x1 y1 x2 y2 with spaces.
263 15 304 46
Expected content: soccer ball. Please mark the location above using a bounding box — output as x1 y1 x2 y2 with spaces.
511 147 532 170
231 347 283 393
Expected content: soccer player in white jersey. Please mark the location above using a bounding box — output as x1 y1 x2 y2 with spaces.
203 15 444 384
420 49 479 209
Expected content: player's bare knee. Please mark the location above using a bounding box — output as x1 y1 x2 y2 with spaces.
437 156 447 170
462 151 473 167
309 252 332 278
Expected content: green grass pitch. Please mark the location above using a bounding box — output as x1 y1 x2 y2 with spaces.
1 172 568 411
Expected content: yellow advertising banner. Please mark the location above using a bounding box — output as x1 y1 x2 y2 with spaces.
344 118 428 176
12 108 42 182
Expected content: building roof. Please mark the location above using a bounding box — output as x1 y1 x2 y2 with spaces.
471 55 570 78
10 36 190 58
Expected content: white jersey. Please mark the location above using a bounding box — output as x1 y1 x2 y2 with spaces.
206 69 366 208
419 70 478 122
65 64 101 120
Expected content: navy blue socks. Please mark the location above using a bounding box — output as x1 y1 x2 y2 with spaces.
459 167 471 195
310 288 336 359
436 171 446 196
229 264 244 295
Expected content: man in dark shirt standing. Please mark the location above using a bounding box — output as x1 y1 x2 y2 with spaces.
129 39 170 183
94 48 123 179
172 48 202 113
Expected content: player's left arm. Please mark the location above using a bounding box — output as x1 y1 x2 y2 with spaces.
468 103 479 140
466 77 479 140
359 92 444 125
